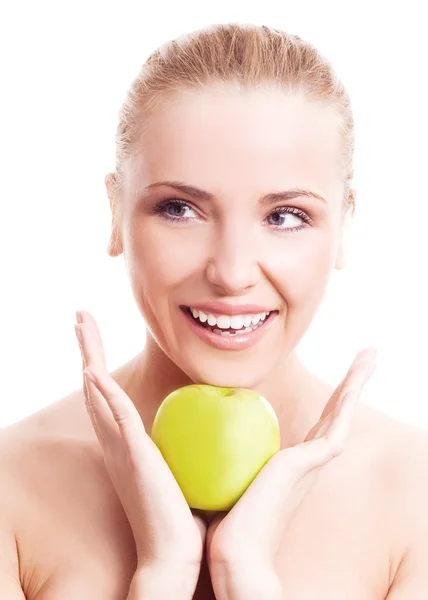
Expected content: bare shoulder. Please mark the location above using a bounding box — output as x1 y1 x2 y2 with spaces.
0 393 138 599
0 389 101 538
0 395 88 598
358 403 428 504
368 405 428 493
383 411 428 533
0 429 24 598
360 405 428 596
0 387 100 483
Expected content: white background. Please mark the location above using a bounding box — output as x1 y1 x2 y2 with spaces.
1 1 427 428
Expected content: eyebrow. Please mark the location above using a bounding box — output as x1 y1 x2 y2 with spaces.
144 180 327 205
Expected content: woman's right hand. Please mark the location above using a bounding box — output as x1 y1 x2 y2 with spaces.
74 310 206 592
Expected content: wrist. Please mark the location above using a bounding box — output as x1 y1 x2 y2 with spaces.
210 559 283 600
128 562 199 600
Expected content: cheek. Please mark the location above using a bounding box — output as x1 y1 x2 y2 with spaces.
271 234 336 306
124 223 197 292
125 216 337 306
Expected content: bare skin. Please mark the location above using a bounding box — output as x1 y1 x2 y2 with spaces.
1 353 426 599
2 87 428 598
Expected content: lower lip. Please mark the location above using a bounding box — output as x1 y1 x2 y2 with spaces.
180 307 279 350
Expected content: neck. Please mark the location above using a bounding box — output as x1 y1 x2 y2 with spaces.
112 334 332 449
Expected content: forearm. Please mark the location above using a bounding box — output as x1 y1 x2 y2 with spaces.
127 563 199 600
210 561 283 600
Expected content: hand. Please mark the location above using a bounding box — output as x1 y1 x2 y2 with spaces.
205 348 377 597
74 310 206 582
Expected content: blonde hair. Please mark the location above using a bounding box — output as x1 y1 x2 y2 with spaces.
107 23 356 256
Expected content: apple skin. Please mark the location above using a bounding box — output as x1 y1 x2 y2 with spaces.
150 384 281 511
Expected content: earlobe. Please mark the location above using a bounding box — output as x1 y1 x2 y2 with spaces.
107 226 123 257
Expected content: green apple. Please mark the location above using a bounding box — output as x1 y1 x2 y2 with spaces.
150 384 280 511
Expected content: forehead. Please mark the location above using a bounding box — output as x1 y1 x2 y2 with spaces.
129 87 343 200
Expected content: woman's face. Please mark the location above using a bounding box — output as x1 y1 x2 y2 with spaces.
113 87 347 388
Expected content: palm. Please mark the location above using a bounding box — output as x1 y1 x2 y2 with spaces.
206 349 377 565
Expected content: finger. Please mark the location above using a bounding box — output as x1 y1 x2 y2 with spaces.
77 310 106 365
342 348 377 393
315 358 375 440
322 360 376 457
298 361 376 469
326 389 360 456
289 424 352 474
83 366 146 453
76 313 106 373
82 365 201 549
76 312 114 435
74 321 97 430
333 355 376 416
74 323 90 404
76 320 109 413
74 315 118 449
319 348 377 421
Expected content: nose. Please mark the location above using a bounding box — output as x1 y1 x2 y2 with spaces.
205 221 261 295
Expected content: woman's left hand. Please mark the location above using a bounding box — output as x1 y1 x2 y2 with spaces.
205 347 377 599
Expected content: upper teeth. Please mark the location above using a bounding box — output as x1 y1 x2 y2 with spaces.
189 307 271 329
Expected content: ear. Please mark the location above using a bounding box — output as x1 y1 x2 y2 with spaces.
334 188 356 271
105 173 124 257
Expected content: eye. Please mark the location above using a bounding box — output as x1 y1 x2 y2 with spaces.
266 206 312 232
152 198 197 221
152 197 312 232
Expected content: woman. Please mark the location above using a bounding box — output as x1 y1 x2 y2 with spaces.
1 23 427 600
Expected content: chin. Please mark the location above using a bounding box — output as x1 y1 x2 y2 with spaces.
182 359 269 390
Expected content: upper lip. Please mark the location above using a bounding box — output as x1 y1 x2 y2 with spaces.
183 301 278 316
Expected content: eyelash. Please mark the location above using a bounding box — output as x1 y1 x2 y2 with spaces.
152 197 312 233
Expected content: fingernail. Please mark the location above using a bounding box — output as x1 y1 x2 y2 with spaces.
76 311 83 324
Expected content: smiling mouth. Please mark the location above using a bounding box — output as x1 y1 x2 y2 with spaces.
180 306 278 337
